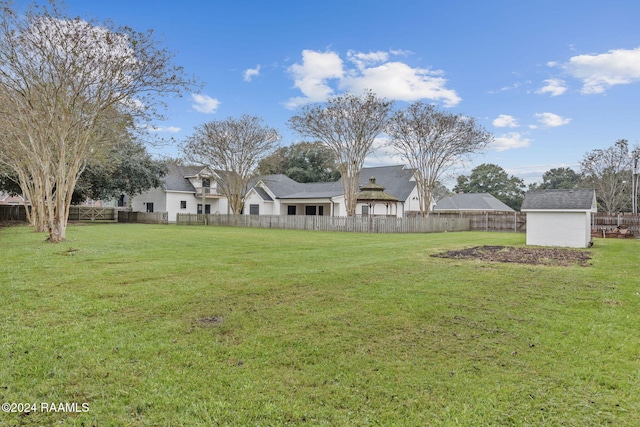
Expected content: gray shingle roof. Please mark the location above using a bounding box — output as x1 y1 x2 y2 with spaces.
521 189 596 210
355 165 416 202
253 165 417 201
162 164 218 192
433 193 514 212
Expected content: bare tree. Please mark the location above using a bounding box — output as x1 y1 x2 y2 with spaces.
580 139 636 213
0 1 194 242
288 90 393 216
386 102 493 216
181 115 280 214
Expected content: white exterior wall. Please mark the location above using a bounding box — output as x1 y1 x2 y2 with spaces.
526 211 591 248
131 187 166 214
244 190 277 215
133 189 230 222
166 192 199 222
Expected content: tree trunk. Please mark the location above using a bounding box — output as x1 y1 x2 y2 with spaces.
47 217 66 243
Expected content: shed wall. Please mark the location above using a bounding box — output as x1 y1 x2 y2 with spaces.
526 211 591 248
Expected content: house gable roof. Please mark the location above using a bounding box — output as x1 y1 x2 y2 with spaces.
355 165 416 202
252 165 417 201
521 189 596 211
433 193 514 212
162 164 200 192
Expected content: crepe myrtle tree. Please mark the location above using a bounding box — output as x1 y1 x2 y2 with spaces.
386 102 493 216
181 115 280 214
580 139 638 213
289 90 393 216
0 0 195 242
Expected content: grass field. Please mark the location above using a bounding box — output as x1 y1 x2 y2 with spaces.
1 223 639 426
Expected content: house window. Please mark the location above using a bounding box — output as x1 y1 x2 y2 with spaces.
318 206 324 216
180 200 187 209
146 202 154 213
249 204 260 215
287 206 297 216
197 204 202 214
305 206 317 216
205 204 211 214
362 205 369 216
202 178 210 188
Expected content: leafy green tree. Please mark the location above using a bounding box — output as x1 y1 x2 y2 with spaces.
432 181 453 202
454 163 525 210
258 141 340 182
0 162 21 195
72 139 167 204
529 167 581 190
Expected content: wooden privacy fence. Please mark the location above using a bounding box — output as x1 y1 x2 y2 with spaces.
0 205 116 222
433 212 526 232
68 206 116 221
118 211 168 224
176 213 471 233
591 212 640 234
0 205 28 221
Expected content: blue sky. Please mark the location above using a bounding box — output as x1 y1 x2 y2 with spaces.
62 0 640 186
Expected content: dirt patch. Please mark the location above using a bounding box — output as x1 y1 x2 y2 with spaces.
431 245 591 267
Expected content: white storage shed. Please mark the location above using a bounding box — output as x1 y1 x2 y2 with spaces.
521 189 597 248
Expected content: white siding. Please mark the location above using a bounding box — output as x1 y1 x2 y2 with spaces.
526 211 591 248
243 190 276 215
131 187 166 213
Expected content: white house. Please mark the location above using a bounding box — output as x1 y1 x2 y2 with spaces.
521 189 597 248
131 164 230 222
243 165 425 218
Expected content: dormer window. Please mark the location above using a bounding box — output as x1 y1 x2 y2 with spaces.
202 178 210 188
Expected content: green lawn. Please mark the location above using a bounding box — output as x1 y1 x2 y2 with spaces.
1 224 639 426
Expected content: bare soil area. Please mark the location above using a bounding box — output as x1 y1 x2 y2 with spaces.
432 245 592 267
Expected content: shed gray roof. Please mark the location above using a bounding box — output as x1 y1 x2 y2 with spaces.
521 189 596 211
433 193 514 212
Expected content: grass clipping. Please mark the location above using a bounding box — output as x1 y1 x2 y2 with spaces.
432 245 592 267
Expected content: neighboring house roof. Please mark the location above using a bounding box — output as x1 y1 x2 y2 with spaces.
433 193 514 212
0 191 26 205
521 189 596 211
252 165 417 201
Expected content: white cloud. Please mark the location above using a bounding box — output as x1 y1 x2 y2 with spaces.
243 65 261 82
490 132 531 151
285 49 460 108
347 50 389 69
191 94 220 114
285 50 344 108
492 114 519 128
537 78 567 96
562 47 640 94
147 125 181 133
341 61 461 107
534 112 571 127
